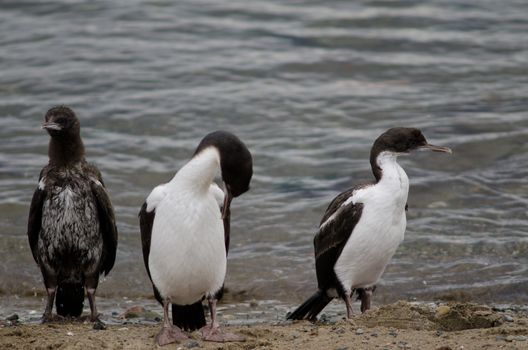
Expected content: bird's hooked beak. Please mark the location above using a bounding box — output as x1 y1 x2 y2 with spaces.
420 143 452 154
41 122 62 131
222 186 233 220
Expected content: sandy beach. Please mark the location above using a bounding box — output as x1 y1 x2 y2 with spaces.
2 301 527 350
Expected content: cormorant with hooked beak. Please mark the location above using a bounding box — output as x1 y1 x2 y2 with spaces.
287 127 451 321
139 130 252 345
27 106 118 322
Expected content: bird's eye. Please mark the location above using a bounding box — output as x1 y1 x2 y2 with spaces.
55 117 67 125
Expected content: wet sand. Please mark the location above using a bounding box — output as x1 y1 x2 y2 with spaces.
1 301 527 350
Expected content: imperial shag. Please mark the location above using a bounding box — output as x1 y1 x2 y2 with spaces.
287 127 451 321
139 131 252 345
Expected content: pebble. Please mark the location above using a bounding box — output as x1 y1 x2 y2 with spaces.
389 330 398 337
185 340 201 348
93 321 106 330
6 314 19 321
436 330 443 337
66 331 74 336
397 341 411 349
355 328 364 335
436 306 451 317
334 328 345 334
514 336 527 341
370 332 378 337
503 315 514 322
335 347 348 350
122 306 146 319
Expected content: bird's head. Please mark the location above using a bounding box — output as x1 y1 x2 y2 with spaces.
373 127 452 155
194 131 253 218
42 106 80 139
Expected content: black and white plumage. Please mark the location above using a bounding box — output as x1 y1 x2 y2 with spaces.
27 106 118 322
139 131 252 346
288 127 451 321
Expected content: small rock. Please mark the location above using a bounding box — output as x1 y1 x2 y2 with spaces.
122 306 146 319
334 328 345 334
66 331 74 336
495 335 506 341
436 306 451 317
503 315 514 322
514 336 527 341
249 300 258 308
505 336 514 342
397 341 410 349
389 330 398 337
93 321 106 330
6 314 19 321
370 332 378 337
185 340 201 348
435 347 452 350
335 347 348 350
436 330 443 337
355 328 364 335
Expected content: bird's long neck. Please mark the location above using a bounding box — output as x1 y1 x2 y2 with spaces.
48 134 85 167
170 147 220 194
373 151 409 207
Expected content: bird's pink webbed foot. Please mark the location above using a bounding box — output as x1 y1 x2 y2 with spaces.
201 323 245 342
156 325 189 346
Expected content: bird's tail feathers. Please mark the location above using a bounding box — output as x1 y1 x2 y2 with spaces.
55 283 85 317
172 301 206 331
287 290 333 321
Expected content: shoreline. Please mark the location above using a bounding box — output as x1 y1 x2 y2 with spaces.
1 301 527 349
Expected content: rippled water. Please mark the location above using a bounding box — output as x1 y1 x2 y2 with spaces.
1 0 527 321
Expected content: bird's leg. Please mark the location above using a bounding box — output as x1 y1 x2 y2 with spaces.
85 275 101 322
40 268 58 323
344 293 354 319
156 298 188 346
360 287 373 313
42 287 56 323
86 288 100 322
201 297 245 342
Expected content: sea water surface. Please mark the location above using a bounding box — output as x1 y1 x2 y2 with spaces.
1 0 527 323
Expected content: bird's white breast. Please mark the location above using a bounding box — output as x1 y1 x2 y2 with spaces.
334 152 409 294
148 183 226 305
